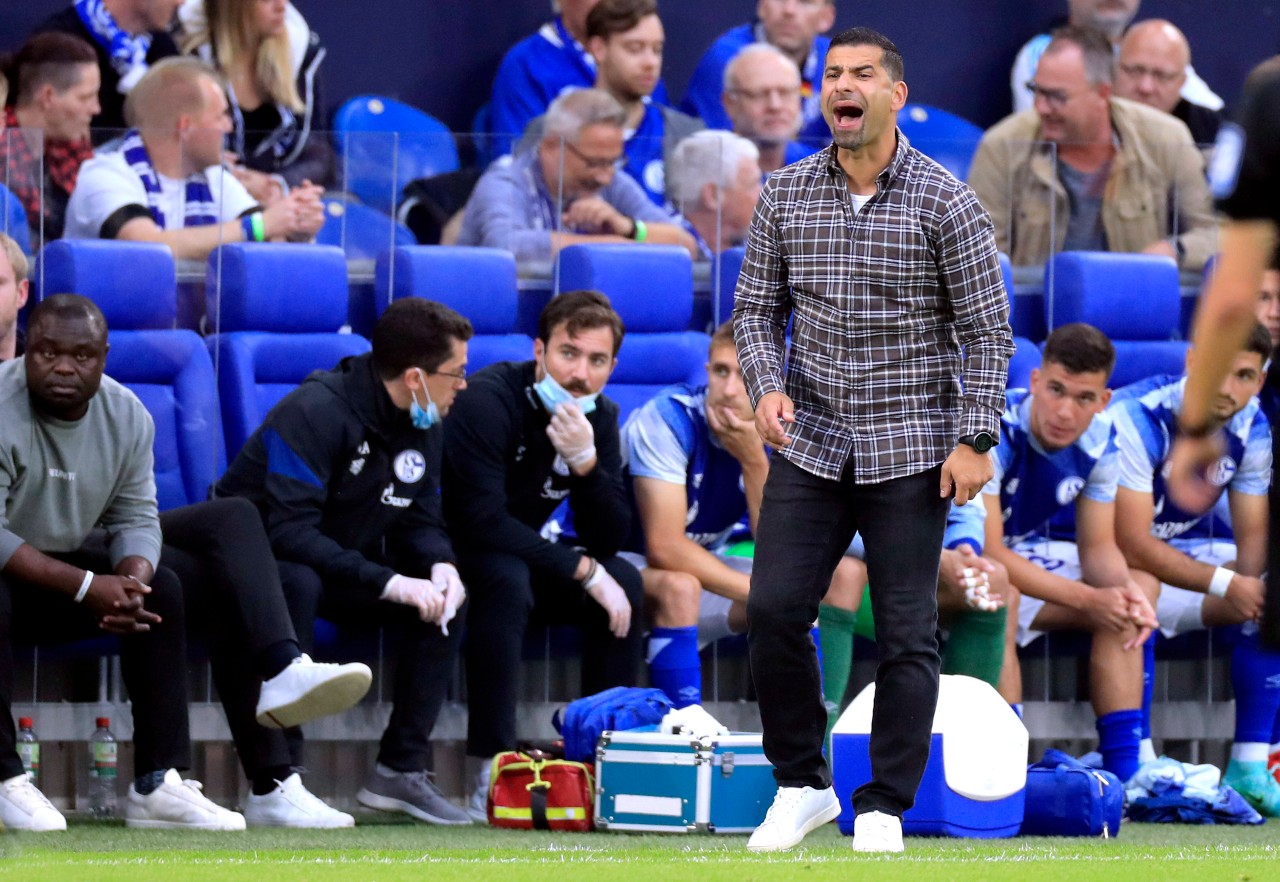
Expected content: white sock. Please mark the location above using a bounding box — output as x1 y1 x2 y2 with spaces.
1138 738 1157 764
1231 741 1269 764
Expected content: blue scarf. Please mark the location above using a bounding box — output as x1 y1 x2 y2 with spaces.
121 130 218 229
75 0 152 93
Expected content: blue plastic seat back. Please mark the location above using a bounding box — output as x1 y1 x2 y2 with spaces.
711 246 746 329
34 239 177 329
315 198 416 261
0 182 31 255
608 331 711 424
899 104 983 180
1008 336 1040 391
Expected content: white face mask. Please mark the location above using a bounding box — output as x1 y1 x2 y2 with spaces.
533 364 598 414
409 368 440 430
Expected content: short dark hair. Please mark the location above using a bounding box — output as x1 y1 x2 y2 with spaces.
28 293 106 342
1046 25 1115 86
371 298 473 380
537 290 625 356
586 0 659 41
826 27 904 82
709 320 735 356
1245 322 1273 364
1041 322 1115 378
4 32 97 107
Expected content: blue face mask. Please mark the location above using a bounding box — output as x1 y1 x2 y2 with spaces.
410 369 440 430
533 366 598 414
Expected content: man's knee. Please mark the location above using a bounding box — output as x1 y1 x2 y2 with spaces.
147 565 185 623
644 569 702 625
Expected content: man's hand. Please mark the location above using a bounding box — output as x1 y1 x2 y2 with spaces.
1081 582 1158 650
1225 572 1265 621
940 445 993 505
85 575 162 635
941 544 1002 611
562 197 630 236
430 562 467 634
382 574 446 623
262 181 326 241
753 391 794 448
1165 434 1226 514
546 402 596 469
706 403 765 465
224 153 286 205
585 566 632 638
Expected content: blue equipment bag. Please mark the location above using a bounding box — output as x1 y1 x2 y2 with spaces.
1020 749 1124 837
553 687 674 762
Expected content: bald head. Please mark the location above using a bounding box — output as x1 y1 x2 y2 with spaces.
722 43 803 146
124 56 220 130
1115 19 1189 114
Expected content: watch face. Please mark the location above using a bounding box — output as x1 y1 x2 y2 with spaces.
974 434 994 453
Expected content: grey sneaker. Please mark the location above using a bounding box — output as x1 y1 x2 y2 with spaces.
356 767 472 825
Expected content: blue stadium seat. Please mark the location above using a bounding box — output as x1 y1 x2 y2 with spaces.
557 244 709 422
710 245 746 330
1008 336 1040 391
333 95 460 215
1046 252 1188 387
0 182 31 256
34 240 224 508
374 245 532 372
316 198 416 261
205 243 371 460
900 103 983 181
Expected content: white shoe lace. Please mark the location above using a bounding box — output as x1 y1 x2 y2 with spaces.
761 787 805 825
2 775 56 813
280 777 342 817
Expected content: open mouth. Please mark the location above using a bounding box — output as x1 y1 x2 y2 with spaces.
831 101 864 130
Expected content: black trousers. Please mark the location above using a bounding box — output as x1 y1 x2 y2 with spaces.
458 549 644 758
0 533 191 781
160 498 300 781
276 560 463 772
748 456 948 817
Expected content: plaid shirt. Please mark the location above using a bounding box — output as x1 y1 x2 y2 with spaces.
733 134 1013 484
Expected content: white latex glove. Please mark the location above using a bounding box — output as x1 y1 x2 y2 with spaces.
431 562 466 635
546 403 596 467
584 563 631 638
381 574 445 622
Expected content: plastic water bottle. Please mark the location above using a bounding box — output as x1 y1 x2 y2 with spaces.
88 717 117 818
15 717 39 786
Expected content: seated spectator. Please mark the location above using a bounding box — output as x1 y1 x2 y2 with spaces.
1110 324 1280 815
666 131 762 257
0 33 100 247
214 298 475 826
980 322 1159 785
486 0 670 159
33 0 182 138
721 42 818 176
1115 20 1222 146
443 291 644 820
0 294 371 831
620 322 864 713
0 234 28 362
968 26 1217 272
177 0 335 200
681 0 836 141
1009 1 1221 116
457 88 695 261
63 57 323 261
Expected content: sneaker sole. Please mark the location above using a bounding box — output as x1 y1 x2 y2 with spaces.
245 814 355 829
125 817 246 831
355 787 473 826
852 838 905 854
745 797 842 853
256 667 373 729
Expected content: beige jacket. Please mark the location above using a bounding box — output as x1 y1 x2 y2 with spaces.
967 96 1217 271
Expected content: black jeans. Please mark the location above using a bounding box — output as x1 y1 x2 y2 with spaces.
0 533 191 781
458 549 644 758
160 498 301 781
276 560 463 773
748 456 947 817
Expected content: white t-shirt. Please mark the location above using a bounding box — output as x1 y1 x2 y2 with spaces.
64 149 256 240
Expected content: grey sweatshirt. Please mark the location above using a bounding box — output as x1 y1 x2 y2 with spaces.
0 359 161 571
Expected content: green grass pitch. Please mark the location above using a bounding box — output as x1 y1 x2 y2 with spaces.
0 818 1276 881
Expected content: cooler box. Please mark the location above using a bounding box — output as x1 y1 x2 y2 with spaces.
594 730 776 832
831 674 1026 838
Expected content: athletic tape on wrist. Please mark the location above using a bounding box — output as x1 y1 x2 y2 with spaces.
1208 566 1234 598
74 570 93 603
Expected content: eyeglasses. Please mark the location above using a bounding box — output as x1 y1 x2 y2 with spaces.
564 140 627 172
1024 80 1073 111
728 86 801 104
428 368 468 385
1116 62 1183 86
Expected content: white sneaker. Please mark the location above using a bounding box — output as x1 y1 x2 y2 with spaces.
852 810 904 853
466 758 492 823
746 786 841 852
125 769 246 830
245 773 354 828
0 774 66 832
256 654 373 729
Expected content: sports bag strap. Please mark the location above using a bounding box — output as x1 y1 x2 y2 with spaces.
525 755 551 832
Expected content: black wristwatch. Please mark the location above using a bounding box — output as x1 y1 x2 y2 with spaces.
958 432 998 453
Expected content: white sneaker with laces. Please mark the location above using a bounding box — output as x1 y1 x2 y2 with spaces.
125 769 246 830
0 774 66 832
244 773 354 828
465 758 492 823
746 785 841 852
852 810 904 853
256 654 373 729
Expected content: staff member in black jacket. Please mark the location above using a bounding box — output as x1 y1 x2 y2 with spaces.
215 297 475 826
443 290 643 820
